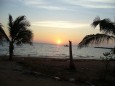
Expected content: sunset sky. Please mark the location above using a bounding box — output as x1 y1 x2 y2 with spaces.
0 0 115 44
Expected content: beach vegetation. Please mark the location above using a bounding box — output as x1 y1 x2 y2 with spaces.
0 15 33 60
0 23 9 43
78 16 115 83
78 16 115 48
100 52 113 81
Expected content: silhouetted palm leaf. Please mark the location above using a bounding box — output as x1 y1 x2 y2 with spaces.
92 17 115 34
8 15 13 38
9 15 30 39
78 34 115 48
8 14 32 44
91 16 100 28
0 24 3 42
0 23 9 42
78 17 115 48
15 30 33 45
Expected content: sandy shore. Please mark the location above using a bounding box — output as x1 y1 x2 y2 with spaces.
0 56 115 86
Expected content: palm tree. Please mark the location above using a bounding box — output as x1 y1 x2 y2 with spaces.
0 15 33 60
78 16 115 48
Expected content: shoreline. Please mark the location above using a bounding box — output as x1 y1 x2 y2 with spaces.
0 55 102 60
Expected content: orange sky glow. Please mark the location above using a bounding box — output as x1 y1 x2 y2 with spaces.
31 22 100 45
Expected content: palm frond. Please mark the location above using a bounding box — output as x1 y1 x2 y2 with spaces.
8 14 13 38
13 16 30 29
91 16 100 28
9 15 30 39
78 34 115 48
13 16 25 25
0 23 10 42
92 17 115 35
8 14 13 28
99 19 115 34
15 29 33 45
0 31 4 43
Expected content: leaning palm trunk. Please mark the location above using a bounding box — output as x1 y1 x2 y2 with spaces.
9 41 14 61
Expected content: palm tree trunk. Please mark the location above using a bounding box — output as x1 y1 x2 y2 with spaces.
9 41 14 61
69 41 76 70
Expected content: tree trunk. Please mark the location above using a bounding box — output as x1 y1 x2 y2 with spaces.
9 41 14 61
69 41 76 70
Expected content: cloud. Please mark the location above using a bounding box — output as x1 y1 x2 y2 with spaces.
20 0 68 10
31 21 89 28
19 0 115 11
63 0 115 8
22 0 45 5
36 5 66 10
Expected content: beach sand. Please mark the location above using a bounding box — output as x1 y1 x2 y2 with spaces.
0 56 115 86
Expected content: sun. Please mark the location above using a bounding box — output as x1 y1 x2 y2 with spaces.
57 40 61 45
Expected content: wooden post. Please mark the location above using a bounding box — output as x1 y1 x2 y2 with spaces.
69 41 75 70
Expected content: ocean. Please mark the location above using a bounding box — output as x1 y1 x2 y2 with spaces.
0 42 112 59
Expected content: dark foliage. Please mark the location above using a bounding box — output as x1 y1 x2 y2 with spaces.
78 17 115 48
